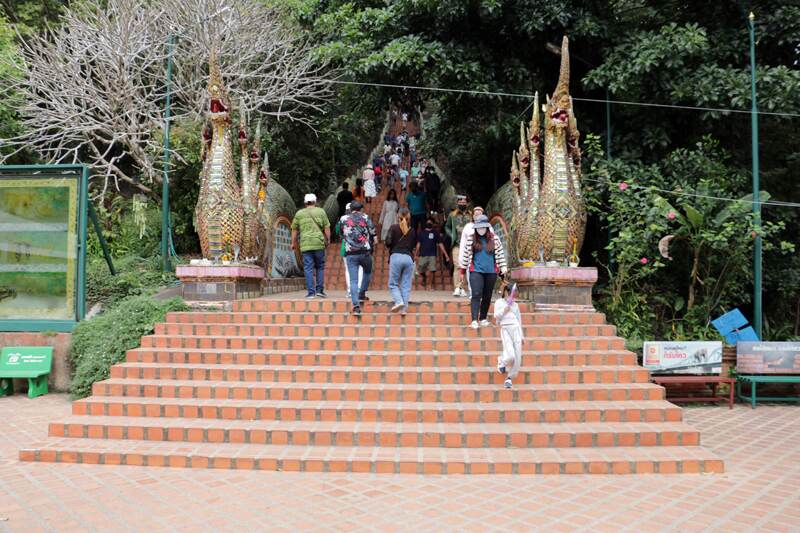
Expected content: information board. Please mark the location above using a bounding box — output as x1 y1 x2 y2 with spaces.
737 342 800 374
643 341 723 375
0 166 87 331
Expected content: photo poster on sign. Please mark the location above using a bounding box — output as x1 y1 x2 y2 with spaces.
0 178 78 321
643 341 723 375
736 342 800 374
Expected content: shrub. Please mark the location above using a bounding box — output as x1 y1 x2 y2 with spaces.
85 255 176 308
69 295 188 399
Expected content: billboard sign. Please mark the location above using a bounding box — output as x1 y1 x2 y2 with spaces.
643 341 723 375
736 342 800 374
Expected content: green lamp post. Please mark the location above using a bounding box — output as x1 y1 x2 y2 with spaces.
748 12 762 338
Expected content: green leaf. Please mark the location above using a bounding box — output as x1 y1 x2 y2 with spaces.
683 204 704 229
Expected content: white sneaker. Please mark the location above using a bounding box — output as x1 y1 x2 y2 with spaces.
452 288 460 297
469 321 479 330
479 319 491 327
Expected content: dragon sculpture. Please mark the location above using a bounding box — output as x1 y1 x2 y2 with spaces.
509 36 586 264
195 49 272 263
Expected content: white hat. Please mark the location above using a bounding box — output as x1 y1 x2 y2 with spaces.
304 193 317 204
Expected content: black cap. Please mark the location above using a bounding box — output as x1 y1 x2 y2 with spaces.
350 200 364 211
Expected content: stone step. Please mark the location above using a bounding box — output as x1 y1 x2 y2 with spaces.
20 440 724 474
165 311 607 325
152 323 618 338
232 300 541 313
108 363 650 385
93 379 666 402
139 334 627 352
125 348 638 367
74 397 683 424
48 416 700 448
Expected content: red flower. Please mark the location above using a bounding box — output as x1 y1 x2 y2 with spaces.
618 182 628 191
640 257 648 265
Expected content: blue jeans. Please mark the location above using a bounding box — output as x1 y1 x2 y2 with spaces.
345 253 373 307
389 253 414 308
302 249 326 295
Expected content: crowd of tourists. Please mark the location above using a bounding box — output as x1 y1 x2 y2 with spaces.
290 109 523 388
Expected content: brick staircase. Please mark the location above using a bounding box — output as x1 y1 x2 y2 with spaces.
20 298 723 474
325 181 453 294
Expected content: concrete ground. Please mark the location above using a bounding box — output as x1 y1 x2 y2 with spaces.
1 395 798 532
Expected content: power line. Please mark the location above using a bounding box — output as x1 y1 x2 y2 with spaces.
325 79 800 119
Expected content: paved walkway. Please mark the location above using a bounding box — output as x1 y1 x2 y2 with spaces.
2 395 798 532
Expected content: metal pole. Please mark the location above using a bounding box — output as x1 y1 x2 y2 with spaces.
88 202 116 276
748 12 762 338
161 34 174 272
605 87 615 273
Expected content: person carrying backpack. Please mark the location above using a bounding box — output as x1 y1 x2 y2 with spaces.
341 201 376 315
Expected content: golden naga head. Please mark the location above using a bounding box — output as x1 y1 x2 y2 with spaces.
510 150 521 190
528 91 541 149
207 47 230 120
258 152 271 186
546 36 571 131
250 123 262 164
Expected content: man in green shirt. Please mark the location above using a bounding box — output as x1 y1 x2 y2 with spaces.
291 193 331 298
444 195 472 297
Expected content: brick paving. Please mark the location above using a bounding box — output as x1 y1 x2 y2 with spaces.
2 395 799 532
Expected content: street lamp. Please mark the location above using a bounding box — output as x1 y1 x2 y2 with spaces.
161 6 231 272
748 12 762 338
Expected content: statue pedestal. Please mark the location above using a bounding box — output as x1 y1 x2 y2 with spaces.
176 264 265 302
509 266 597 311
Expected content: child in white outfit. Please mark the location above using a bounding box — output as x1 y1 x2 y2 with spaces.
493 284 524 389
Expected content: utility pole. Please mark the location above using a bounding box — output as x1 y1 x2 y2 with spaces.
748 12 762 338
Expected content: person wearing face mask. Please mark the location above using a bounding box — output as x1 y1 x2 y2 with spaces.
458 214 508 329
455 205 485 297
444 196 472 296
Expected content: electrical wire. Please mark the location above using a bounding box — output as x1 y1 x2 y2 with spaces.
324 79 800 119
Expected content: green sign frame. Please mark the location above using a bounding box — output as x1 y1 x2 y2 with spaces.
0 164 88 332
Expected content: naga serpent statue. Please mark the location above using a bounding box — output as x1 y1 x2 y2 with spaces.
509 36 586 264
195 49 272 264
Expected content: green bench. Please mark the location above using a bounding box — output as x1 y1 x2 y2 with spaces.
0 346 53 398
736 375 800 408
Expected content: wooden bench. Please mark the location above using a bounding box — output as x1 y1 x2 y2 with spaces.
652 375 736 409
0 346 53 399
736 375 800 408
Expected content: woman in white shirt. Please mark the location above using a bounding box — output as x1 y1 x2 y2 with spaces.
363 165 377 203
378 189 400 242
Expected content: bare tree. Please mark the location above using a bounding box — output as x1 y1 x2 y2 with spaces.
0 0 333 198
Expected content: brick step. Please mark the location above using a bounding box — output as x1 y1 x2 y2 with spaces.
109 363 650 385
166 311 607 325
152 323 617 338
140 335 627 352
48 417 700 448
233 300 540 313
74 397 683 424
93 379 666 402
19 440 724 474
125 348 638 367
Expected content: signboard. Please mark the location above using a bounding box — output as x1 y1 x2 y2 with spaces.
643 341 723 375
737 342 800 374
0 346 53 375
0 165 87 331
